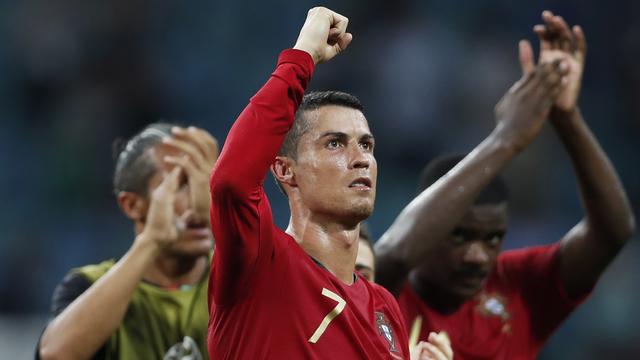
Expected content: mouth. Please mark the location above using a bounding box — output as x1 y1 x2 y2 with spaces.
183 219 211 238
454 271 489 286
349 177 372 191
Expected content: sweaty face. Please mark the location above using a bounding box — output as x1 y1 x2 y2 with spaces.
355 239 375 282
292 105 377 225
417 203 507 300
144 143 213 258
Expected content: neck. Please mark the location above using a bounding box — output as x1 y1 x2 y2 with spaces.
409 272 468 314
286 210 360 285
143 253 208 288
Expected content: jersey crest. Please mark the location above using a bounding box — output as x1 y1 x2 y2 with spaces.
476 292 510 321
375 312 399 353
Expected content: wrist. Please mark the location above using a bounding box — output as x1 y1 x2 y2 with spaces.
131 233 162 260
550 107 582 132
292 44 319 64
490 126 529 155
550 106 577 120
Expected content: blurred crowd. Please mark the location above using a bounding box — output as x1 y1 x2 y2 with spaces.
1 0 639 358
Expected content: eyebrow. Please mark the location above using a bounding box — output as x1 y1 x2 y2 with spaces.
319 131 347 140
360 134 375 143
318 131 375 142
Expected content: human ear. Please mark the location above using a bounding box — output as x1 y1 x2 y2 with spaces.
271 156 297 187
117 191 149 222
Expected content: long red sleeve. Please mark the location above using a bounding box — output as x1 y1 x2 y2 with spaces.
209 49 314 305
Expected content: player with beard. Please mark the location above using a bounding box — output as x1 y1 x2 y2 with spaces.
208 7 451 360
38 123 218 360
374 11 635 360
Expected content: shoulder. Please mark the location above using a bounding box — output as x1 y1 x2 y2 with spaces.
70 259 117 283
496 244 560 275
50 259 116 316
491 243 561 289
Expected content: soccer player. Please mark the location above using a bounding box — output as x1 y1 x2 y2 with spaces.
38 124 218 360
355 224 455 360
208 7 451 359
374 11 635 360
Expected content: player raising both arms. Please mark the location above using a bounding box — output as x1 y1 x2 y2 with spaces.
374 11 635 360
208 7 450 360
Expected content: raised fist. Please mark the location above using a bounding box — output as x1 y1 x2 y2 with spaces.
293 7 353 64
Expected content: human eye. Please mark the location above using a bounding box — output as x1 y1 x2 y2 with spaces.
360 140 374 152
451 228 467 245
486 233 504 247
326 138 341 149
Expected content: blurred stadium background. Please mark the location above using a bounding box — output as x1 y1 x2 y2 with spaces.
1 0 639 358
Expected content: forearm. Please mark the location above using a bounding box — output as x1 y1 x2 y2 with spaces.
40 240 157 360
375 131 517 290
551 108 635 244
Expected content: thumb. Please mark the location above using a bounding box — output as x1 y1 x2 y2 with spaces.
519 39 535 76
335 33 353 53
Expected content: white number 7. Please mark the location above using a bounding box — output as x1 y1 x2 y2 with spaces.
308 288 347 344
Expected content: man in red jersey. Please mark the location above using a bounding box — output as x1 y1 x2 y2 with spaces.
208 7 452 360
374 11 635 360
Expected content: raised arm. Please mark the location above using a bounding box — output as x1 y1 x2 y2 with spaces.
521 11 635 297
375 57 570 294
209 7 352 302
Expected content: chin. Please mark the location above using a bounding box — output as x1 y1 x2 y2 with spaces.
451 284 484 300
166 237 213 258
344 203 374 223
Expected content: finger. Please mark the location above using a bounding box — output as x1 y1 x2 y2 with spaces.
542 10 554 21
335 33 353 53
533 25 552 52
159 166 181 192
422 342 449 360
328 10 349 35
164 155 200 180
534 60 568 109
146 166 181 236
551 15 574 52
149 166 181 210
573 25 586 59
172 127 219 166
541 11 568 50
411 342 432 360
327 27 342 45
162 137 208 171
428 332 453 359
516 64 542 95
519 39 535 76
519 61 553 99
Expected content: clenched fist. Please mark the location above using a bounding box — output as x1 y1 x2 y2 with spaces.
293 7 353 64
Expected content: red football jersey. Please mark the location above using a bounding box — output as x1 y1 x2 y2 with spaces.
398 244 589 360
208 49 410 360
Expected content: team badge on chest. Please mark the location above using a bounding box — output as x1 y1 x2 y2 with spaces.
375 312 399 353
476 292 512 333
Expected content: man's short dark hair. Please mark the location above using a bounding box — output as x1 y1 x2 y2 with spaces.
418 153 509 205
112 122 178 196
278 90 364 160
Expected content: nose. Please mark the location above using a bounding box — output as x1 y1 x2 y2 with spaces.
349 144 370 170
462 241 490 265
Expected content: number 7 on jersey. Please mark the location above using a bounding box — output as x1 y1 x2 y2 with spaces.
308 288 346 344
